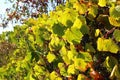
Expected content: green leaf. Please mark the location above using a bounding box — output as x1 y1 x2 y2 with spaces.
24 51 32 61
80 25 89 34
64 28 83 44
52 23 66 36
109 5 120 19
95 29 100 37
49 35 64 51
28 34 34 42
59 46 71 65
0 67 7 74
67 44 78 60
79 51 93 62
72 18 82 29
50 71 62 80
85 43 95 53
47 52 56 63
24 72 32 80
74 1 87 14
104 56 118 72
113 29 120 42
72 16 89 34
58 63 64 68
67 64 75 74
56 77 62 80
97 38 119 53
58 63 67 76
72 16 86 28
109 17 120 27
67 51 74 60
98 0 107 7
88 5 98 19
74 58 87 72
50 71 58 79
77 74 87 80
30 74 35 80
34 64 45 76
58 8 77 26
115 65 120 79
109 5 120 27
62 56 71 65
60 46 68 56
109 65 120 80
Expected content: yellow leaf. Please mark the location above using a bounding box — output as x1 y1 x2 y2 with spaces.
47 52 56 63
98 0 107 7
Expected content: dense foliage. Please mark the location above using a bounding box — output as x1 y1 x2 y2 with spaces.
0 0 120 79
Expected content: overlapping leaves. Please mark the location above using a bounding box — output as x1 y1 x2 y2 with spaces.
97 38 119 53
0 0 120 80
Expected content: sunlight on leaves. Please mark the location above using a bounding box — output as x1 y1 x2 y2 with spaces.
97 38 119 53
98 0 107 7
47 52 56 63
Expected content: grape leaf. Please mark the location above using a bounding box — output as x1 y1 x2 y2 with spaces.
64 28 83 44
60 46 71 64
62 56 71 65
77 74 87 80
98 0 107 7
103 56 118 72
50 71 62 80
74 58 87 72
97 38 119 53
73 1 87 14
67 64 75 74
59 46 67 56
47 52 56 63
28 34 34 42
109 5 120 27
49 35 64 51
52 23 66 37
95 29 100 37
72 18 82 29
59 46 71 65
30 74 35 80
24 72 35 80
58 63 67 76
85 43 95 52
24 51 32 61
34 64 45 76
109 5 120 19
88 5 98 19
58 8 77 26
109 17 120 27
109 65 120 79
79 51 93 62
115 65 120 79
72 16 86 28
68 44 78 59
56 77 62 80
113 29 120 42
72 16 89 34
79 24 89 35
67 51 74 60
1 0 120 79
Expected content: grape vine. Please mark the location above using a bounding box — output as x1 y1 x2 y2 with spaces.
0 0 120 80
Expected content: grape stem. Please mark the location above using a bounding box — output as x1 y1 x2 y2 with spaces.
104 27 116 38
